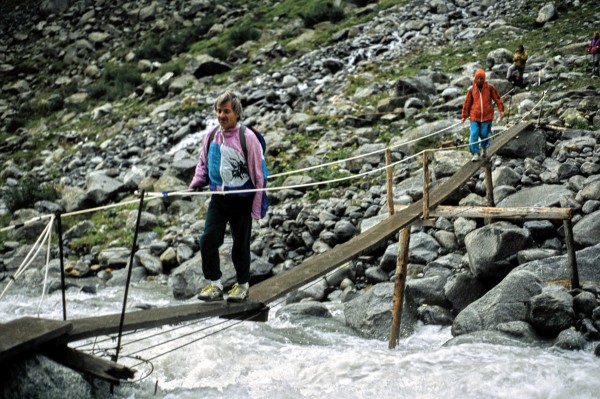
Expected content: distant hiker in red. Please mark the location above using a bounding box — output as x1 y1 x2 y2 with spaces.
461 68 505 162
587 31 600 77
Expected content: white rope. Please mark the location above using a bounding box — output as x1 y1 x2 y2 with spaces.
270 121 462 178
0 216 54 300
37 215 55 317
147 150 428 199
0 99 541 239
0 214 53 233
62 198 143 218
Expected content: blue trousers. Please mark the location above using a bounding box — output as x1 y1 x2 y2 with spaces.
469 121 491 155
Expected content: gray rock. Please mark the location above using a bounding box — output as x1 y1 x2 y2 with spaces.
497 184 574 208
84 172 124 205
408 231 441 264
552 327 587 350
573 210 600 247
444 272 488 312
98 247 130 268
1 354 93 399
516 244 600 286
135 250 163 275
465 221 531 281
528 286 575 335
451 270 543 336
497 129 546 158
406 274 449 307
344 282 415 340
168 254 203 300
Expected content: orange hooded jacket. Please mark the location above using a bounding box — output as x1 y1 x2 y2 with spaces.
461 69 504 123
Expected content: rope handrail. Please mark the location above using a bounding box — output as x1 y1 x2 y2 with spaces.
269 120 462 178
0 88 546 303
0 86 544 233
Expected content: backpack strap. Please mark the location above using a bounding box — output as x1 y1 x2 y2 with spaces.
206 125 219 152
238 125 248 160
206 124 250 163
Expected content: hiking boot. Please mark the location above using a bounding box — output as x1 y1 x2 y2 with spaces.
482 148 487 158
198 284 224 301
471 154 480 162
227 283 249 303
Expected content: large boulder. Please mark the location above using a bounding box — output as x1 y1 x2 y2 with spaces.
497 129 546 159
344 282 416 340
464 222 532 282
497 185 574 208
515 243 600 285
573 210 600 247
451 270 543 336
528 286 575 336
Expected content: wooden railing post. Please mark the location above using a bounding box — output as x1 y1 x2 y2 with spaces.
389 227 410 349
385 148 395 216
422 151 430 220
484 162 495 224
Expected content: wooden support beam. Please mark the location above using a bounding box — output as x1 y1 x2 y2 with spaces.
62 301 266 344
389 227 410 349
385 148 395 216
394 205 572 221
43 345 135 383
0 317 72 364
221 305 270 322
563 219 579 289
483 163 495 224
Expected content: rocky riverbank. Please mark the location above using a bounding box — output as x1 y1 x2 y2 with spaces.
1 0 600 395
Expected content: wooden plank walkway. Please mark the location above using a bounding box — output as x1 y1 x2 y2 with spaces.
248 121 533 304
0 121 532 370
0 317 72 363
61 300 267 343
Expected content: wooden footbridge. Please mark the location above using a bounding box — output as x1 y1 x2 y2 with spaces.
1 121 577 384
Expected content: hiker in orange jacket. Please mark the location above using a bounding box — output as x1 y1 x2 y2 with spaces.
461 68 505 162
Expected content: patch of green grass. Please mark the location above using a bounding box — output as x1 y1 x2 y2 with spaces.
300 1 345 28
228 24 261 47
378 0 410 9
67 207 135 253
87 63 143 101
137 19 216 62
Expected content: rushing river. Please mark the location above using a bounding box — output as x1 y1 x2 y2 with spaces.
2 282 600 399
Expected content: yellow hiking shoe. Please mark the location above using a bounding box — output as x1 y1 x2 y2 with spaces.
227 283 249 303
198 284 223 301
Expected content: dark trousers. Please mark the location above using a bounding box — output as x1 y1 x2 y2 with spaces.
199 194 253 285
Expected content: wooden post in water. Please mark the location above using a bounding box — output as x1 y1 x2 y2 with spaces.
422 151 430 221
563 219 579 289
484 162 495 225
385 148 395 216
389 227 410 349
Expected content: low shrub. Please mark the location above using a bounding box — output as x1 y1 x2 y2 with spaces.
5 116 26 133
228 24 261 47
2 177 60 213
300 1 345 28
347 0 378 7
87 64 143 101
